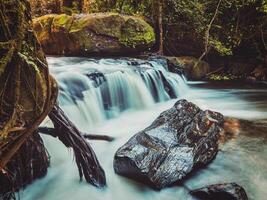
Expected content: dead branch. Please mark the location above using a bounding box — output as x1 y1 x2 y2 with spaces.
194 0 223 68
39 127 115 142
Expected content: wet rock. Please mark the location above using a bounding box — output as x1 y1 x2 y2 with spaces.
33 13 155 56
114 99 224 189
86 71 106 87
190 183 248 200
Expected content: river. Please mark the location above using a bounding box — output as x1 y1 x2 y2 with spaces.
19 57 267 200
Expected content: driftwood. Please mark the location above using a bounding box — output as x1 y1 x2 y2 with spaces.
38 127 115 142
48 104 106 187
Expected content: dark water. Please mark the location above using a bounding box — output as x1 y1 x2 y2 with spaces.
19 58 267 200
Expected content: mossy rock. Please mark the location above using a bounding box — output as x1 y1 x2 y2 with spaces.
33 13 156 56
166 56 211 80
120 17 155 48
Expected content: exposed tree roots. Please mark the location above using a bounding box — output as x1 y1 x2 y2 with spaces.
0 133 49 200
0 0 106 199
48 104 106 187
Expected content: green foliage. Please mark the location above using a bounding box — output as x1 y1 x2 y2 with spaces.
85 0 154 17
29 0 266 60
209 39 232 56
209 74 232 80
83 0 266 59
120 17 155 48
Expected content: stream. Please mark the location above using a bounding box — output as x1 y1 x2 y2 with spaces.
20 57 267 200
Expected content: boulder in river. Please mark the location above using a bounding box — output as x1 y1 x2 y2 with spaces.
33 13 155 56
190 183 248 200
114 99 224 189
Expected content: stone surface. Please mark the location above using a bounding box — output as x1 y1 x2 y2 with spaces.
33 13 155 56
114 99 224 189
190 183 248 200
166 56 210 80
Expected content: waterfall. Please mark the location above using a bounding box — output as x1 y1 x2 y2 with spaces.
48 57 188 131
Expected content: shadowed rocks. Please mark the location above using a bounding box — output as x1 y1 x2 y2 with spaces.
190 183 248 200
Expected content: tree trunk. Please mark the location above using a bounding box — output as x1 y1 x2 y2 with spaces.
0 0 58 170
158 0 164 55
0 0 106 198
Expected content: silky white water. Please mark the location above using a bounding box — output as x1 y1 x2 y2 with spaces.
19 58 267 200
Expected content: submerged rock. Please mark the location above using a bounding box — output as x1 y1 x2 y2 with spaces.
33 13 155 56
114 99 224 189
190 183 248 200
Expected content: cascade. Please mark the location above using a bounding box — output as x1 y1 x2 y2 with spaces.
48 57 188 130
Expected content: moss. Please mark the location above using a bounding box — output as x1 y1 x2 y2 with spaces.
52 14 73 31
33 13 156 55
70 13 123 37
90 13 125 38
209 74 234 81
33 14 55 42
120 17 155 48
0 41 14 76
210 39 232 56
53 14 72 27
69 13 155 48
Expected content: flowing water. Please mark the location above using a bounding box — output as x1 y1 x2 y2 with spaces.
20 57 267 200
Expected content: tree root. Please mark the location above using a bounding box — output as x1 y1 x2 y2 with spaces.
0 132 49 200
48 104 106 187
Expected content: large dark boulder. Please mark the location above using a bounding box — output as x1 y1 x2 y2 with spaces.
114 99 224 189
190 183 248 200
